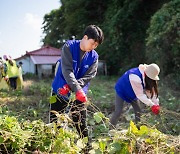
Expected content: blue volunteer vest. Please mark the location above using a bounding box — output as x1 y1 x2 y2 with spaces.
52 40 98 96
115 67 144 103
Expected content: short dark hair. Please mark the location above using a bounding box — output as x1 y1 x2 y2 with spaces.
83 25 104 44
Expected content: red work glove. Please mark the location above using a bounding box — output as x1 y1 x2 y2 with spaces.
151 105 160 115
76 89 87 103
58 84 70 96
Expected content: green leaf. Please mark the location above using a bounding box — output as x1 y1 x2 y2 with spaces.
138 125 149 135
89 119 95 125
99 140 106 152
93 112 105 123
82 137 88 144
0 136 4 143
50 95 57 104
0 107 2 113
129 121 139 134
145 138 153 144
90 149 102 154
77 139 85 149
33 110 38 117
92 142 99 150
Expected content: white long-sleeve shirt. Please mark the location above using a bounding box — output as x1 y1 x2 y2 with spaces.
129 64 159 107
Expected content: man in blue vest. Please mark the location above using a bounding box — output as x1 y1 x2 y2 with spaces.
50 25 104 139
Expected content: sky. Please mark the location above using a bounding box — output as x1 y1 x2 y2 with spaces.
0 0 61 59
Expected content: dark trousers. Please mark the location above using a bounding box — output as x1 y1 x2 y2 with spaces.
110 93 141 126
50 93 88 138
9 77 17 89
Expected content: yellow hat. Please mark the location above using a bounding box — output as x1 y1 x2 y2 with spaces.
144 63 160 80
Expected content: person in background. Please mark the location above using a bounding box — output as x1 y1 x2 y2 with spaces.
0 57 4 79
0 57 9 90
0 57 5 81
18 62 23 74
17 61 24 89
50 25 104 139
3 55 19 90
110 63 160 127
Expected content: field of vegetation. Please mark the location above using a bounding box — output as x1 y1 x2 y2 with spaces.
1 0 179 153
0 76 179 153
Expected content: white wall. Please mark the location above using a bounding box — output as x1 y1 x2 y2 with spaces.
37 64 53 78
16 57 35 74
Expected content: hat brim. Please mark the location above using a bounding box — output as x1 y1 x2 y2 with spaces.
154 76 159 80
145 72 160 80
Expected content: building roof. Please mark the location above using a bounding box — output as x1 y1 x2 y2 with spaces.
30 55 60 64
26 45 61 56
15 45 61 64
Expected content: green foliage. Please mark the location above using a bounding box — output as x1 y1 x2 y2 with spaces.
42 8 66 48
0 77 179 153
23 72 37 79
42 0 108 46
88 76 116 111
0 80 51 122
100 0 145 74
0 110 178 153
41 0 178 79
146 0 180 78
28 80 51 97
0 113 80 153
143 108 180 136
0 115 32 152
49 95 57 104
88 120 178 154
94 112 105 123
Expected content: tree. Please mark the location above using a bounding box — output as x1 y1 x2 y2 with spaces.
42 8 66 48
99 0 168 75
42 0 108 47
41 0 172 76
146 0 180 80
